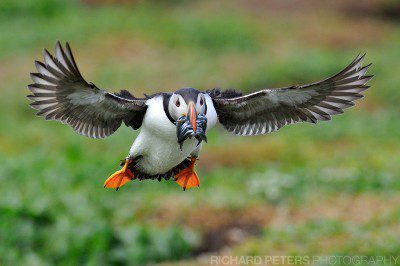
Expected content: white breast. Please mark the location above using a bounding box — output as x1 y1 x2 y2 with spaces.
128 95 217 175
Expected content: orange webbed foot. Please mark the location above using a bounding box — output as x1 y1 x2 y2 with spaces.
174 157 200 191
104 159 135 191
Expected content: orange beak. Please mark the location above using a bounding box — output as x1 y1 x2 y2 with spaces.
187 102 197 133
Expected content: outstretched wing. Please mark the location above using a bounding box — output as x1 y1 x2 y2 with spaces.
210 54 373 136
28 41 148 139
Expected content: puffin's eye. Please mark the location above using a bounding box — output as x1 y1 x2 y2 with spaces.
200 98 204 106
175 99 180 107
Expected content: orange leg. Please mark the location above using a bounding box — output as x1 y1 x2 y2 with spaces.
104 159 135 191
174 157 200 191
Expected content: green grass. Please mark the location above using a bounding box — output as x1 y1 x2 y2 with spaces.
1 0 400 265
234 216 400 258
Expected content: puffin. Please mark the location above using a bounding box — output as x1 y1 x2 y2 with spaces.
27 42 373 190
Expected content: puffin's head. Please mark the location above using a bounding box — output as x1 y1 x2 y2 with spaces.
168 87 208 149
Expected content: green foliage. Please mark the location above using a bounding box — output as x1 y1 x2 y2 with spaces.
0 1 259 59
1 0 400 264
155 17 259 52
0 0 72 18
236 217 400 257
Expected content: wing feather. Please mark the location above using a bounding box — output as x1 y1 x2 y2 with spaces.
210 54 372 136
27 41 147 139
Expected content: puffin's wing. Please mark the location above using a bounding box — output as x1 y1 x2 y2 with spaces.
28 41 148 139
209 54 372 136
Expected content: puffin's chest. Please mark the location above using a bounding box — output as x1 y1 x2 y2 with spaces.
136 135 197 175
129 95 204 176
130 123 198 175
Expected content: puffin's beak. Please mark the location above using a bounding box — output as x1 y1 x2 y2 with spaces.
187 102 197 133
176 102 207 150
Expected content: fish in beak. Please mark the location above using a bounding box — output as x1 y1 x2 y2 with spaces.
176 102 207 150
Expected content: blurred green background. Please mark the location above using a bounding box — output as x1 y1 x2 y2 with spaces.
0 0 399 265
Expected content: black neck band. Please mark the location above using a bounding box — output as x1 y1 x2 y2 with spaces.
162 93 175 124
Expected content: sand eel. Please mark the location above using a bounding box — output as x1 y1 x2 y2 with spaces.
27 42 373 190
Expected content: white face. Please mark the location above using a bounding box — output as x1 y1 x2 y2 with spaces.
195 93 206 115
168 93 206 120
